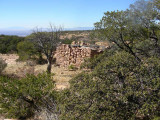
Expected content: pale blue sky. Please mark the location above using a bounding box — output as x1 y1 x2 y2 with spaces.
0 0 136 29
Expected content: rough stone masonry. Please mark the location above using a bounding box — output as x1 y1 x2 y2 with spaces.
54 44 105 68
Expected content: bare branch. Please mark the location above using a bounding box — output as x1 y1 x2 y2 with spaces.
31 24 63 73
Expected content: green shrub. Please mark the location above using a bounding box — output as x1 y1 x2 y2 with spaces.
58 51 160 120
153 117 160 120
61 38 73 44
80 47 117 70
0 35 24 53
0 58 7 74
0 73 57 119
17 41 37 61
68 64 77 71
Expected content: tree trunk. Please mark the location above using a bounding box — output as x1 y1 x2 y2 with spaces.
119 33 141 63
38 51 43 64
47 57 52 74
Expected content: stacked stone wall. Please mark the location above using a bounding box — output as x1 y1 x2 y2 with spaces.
54 44 103 68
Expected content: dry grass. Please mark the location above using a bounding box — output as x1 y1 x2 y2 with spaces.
1 54 81 90
35 64 81 90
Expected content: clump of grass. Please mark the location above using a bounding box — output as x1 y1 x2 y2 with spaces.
68 64 77 71
0 57 7 74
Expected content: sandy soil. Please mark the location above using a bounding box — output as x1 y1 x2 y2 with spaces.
0 54 81 90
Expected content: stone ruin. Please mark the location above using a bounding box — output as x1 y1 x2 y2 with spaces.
54 42 107 68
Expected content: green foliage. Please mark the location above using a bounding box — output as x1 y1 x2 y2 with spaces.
0 35 24 53
80 54 104 70
0 58 7 74
58 1 160 119
80 47 117 70
94 0 160 61
0 73 57 119
61 38 73 44
154 0 160 10
0 0 159 119
21 35 45 64
59 51 160 120
57 1 160 119
153 116 160 120
17 40 37 61
68 64 77 71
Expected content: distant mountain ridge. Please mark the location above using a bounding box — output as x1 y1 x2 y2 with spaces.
0 27 94 37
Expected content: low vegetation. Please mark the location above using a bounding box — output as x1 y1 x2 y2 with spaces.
0 73 58 120
0 0 160 120
59 51 160 120
0 57 7 74
0 35 24 54
68 64 78 71
17 40 37 61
